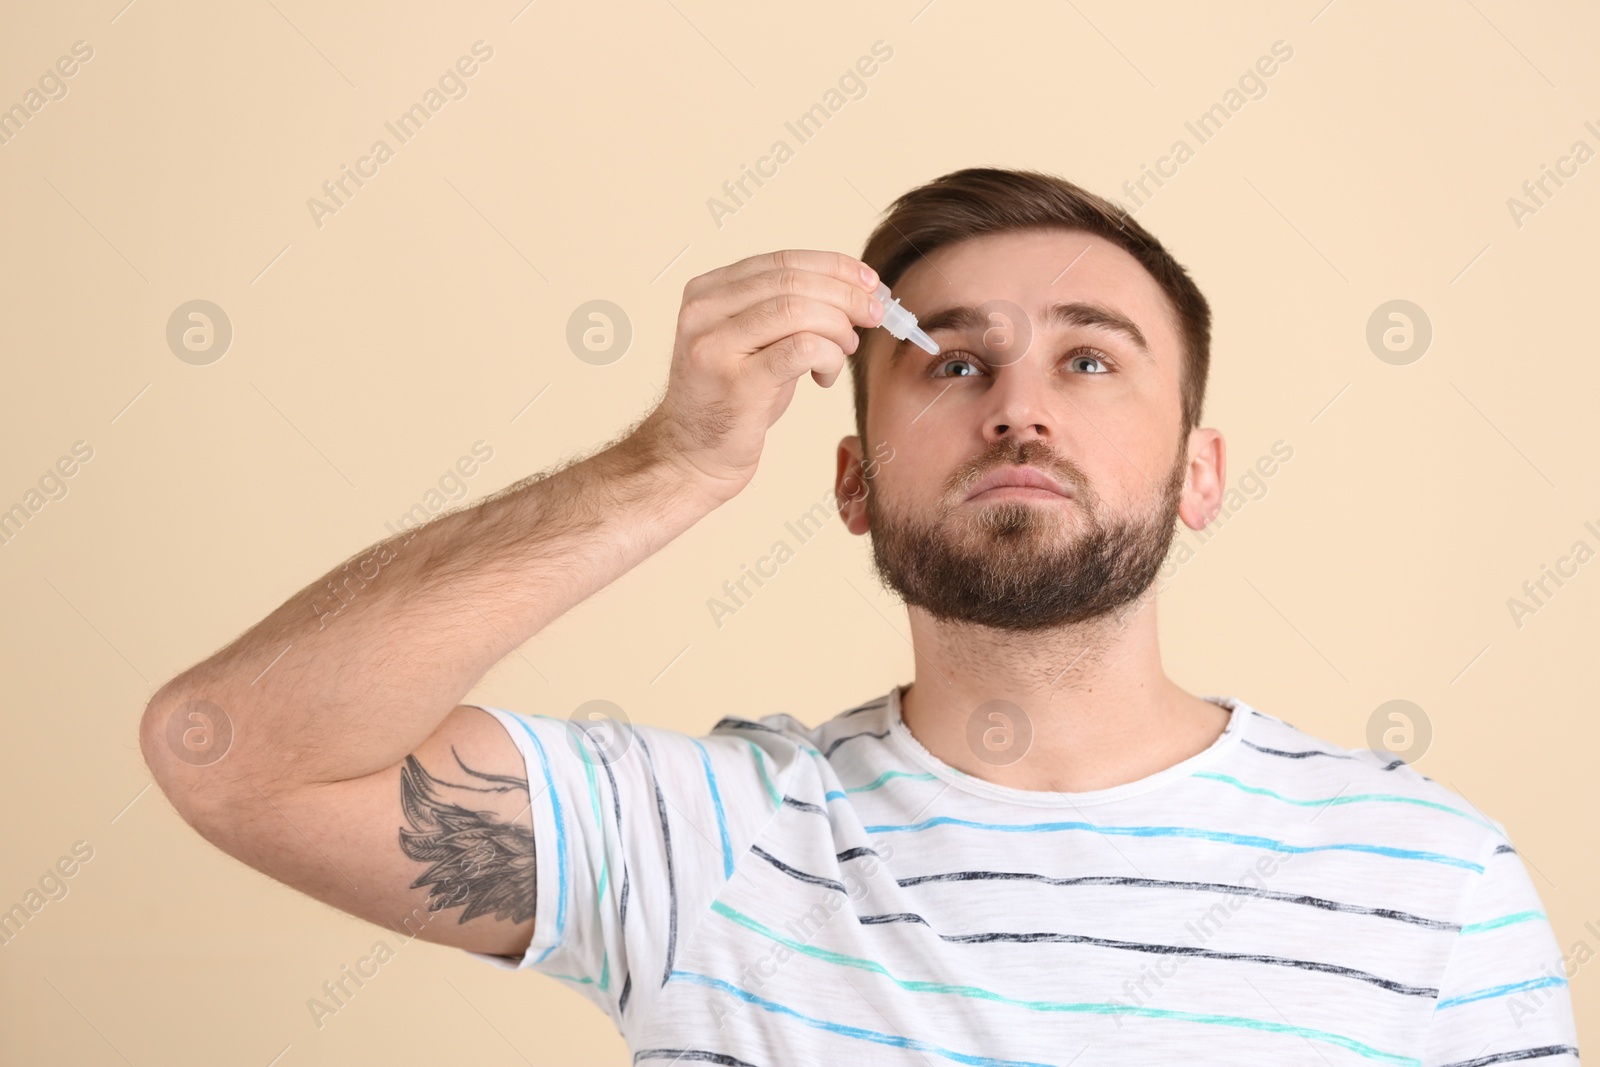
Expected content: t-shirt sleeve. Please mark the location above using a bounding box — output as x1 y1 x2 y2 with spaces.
456 704 796 1035
1421 836 1580 1065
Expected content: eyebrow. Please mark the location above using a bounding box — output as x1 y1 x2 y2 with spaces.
887 301 1153 369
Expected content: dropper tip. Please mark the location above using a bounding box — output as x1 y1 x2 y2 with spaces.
910 328 940 355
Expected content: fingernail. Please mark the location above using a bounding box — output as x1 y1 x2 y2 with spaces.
869 297 883 319
860 265 878 288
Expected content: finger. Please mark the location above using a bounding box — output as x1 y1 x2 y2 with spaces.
686 249 877 303
721 294 863 359
726 267 883 331
679 266 882 345
755 331 846 391
811 361 845 389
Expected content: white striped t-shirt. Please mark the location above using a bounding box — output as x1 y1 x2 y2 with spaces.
466 685 1580 1066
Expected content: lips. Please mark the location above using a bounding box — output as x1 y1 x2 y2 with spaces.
963 464 1072 501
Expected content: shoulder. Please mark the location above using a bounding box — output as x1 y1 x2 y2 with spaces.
706 687 888 740
710 690 891 748
703 690 894 790
1222 699 1510 870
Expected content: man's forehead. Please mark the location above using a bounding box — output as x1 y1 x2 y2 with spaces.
879 233 1179 370
892 230 1168 321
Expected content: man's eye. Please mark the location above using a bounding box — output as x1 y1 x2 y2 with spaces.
929 354 984 378
1070 351 1111 374
927 348 1113 378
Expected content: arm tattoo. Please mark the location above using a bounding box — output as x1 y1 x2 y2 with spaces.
398 747 535 925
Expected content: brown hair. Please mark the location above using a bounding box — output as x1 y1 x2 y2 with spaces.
848 166 1212 446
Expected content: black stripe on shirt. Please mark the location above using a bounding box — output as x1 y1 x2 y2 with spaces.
590 721 635 1010
1242 738 1357 761
1244 737 1410 772
822 729 890 758
1435 1045 1581 1067
859 912 928 926
713 718 786 735
854 912 1437 997
634 1049 766 1067
837 846 887 863
634 732 679 987
750 844 847 894
842 697 889 717
896 870 1456 930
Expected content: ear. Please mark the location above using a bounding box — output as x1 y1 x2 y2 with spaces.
835 435 872 535
1176 427 1225 531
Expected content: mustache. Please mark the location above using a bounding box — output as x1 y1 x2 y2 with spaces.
950 439 1086 498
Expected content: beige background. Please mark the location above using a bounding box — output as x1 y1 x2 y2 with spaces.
1 0 1594 1062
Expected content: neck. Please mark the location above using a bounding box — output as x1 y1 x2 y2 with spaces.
897 592 1228 793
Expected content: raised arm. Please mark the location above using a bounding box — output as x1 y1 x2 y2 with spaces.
137 249 884 957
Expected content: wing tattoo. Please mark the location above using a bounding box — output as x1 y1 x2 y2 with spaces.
397 747 535 925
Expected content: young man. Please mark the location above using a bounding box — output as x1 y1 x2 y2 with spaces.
140 168 1579 1064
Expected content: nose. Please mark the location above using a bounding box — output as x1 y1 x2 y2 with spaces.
987 417 1048 444
981 362 1054 446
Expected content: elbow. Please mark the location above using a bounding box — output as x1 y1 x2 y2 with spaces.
139 681 245 833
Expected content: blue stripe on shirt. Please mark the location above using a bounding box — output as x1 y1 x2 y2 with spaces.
507 714 569 963
1191 771 1499 830
1436 974 1569 1009
667 970 1060 1067
693 738 734 880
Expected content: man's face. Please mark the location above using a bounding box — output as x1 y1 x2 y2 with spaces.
836 228 1208 632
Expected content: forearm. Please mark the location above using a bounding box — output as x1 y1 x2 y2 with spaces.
141 409 724 794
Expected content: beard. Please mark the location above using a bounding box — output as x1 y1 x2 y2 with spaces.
863 435 1188 632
